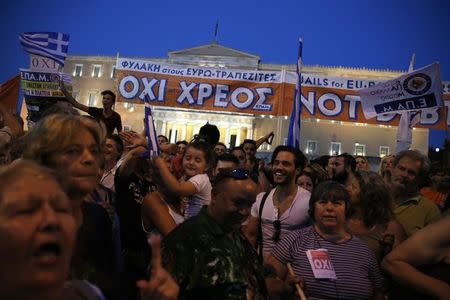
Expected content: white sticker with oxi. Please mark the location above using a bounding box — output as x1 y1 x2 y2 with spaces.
306 248 337 280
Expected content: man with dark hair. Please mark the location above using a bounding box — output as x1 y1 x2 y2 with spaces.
230 146 247 169
162 169 267 299
212 153 239 178
244 145 310 260
332 153 356 185
213 142 227 156
60 82 122 135
242 139 257 157
158 135 169 145
389 150 440 237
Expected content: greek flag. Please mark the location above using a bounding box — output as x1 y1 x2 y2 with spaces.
19 32 70 66
287 38 303 149
144 95 160 156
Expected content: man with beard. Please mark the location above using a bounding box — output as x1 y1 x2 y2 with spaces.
389 150 440 237
244 146 310 261
332 153 356 186
161 169 267 299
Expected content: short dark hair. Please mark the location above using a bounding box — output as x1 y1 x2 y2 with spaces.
176 140 188 146
217 153 240 166
214 142 227 150
271 145 307 170
158 135 169 143
337 153 356 172
308 180 351 221
241 139 256 147
230 146 245 156
101 90 116 103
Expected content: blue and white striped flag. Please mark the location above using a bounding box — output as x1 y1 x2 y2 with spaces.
19 32 70 66
287 38 303 149
144 95 161 157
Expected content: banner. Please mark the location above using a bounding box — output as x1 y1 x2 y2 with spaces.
359 63 443 119
115 58 449 129
116 57 296 116
20 69 72 123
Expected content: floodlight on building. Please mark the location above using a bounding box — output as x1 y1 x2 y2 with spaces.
436 148 440 152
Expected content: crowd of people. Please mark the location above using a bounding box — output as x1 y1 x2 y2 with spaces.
0 88 449 300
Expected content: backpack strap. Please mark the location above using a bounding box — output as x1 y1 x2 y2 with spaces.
256 191 270 263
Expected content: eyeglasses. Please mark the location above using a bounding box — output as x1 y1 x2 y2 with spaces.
213 168 250 185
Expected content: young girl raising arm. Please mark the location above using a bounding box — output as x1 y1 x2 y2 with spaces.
155 140 213 219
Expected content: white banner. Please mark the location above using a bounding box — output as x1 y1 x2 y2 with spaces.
359 63 443 119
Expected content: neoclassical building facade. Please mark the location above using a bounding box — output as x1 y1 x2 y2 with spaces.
63 42 429 158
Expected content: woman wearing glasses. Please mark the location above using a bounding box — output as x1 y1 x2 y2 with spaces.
266 181 384 300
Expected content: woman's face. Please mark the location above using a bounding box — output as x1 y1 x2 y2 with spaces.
314 197 347 231
297 175 313 192
345 176 361 205
48 128 101 197
0 175 76 292
356 157 369 171
104 138 121 163
383 156 394 172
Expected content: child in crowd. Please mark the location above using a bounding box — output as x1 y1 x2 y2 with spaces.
155 139 213 219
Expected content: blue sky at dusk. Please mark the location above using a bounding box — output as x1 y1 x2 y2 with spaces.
1 0 449 147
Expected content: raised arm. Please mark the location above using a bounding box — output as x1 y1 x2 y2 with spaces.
59 79 89 113
243 215 259 247
382 217 450 299
154 156 197 197
255 131 274 149
142 192 178 237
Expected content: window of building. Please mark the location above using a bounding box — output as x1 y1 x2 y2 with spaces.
92 65 102 78
379 146 390 157
330 142 341 156
87 91 97 106
306 140 317 155
354 143 366 156
73 64 83 77
111 65 116 78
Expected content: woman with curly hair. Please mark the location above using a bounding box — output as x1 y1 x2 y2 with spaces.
346 170 406 261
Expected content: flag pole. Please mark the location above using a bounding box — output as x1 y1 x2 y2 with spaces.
396 53 417 153
287 38 303 150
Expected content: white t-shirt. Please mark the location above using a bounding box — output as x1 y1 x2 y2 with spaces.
185 173 212 219
250 186 311 258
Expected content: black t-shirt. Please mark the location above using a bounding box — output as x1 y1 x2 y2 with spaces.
72 201 118 299
87 107 122 136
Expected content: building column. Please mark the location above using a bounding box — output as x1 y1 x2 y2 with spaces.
161 121 167 136
246 126 253 139
236 127 241 146
225 127 230 148
182 123 187 140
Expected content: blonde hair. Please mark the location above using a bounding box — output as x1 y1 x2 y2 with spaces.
23 114 106 165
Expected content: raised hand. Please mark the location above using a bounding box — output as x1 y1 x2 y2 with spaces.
136 235 179 300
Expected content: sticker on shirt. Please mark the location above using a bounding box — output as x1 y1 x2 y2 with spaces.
306 248 337 280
